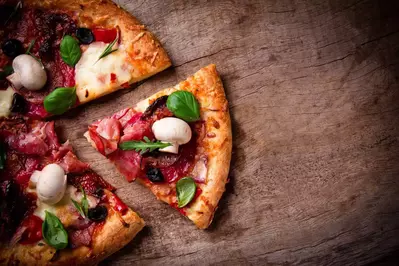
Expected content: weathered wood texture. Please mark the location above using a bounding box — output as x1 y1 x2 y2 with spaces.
58 0 399 265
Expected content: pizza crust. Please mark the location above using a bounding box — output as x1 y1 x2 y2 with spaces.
24 0 171 103
0 190 144 265
135 64 232 229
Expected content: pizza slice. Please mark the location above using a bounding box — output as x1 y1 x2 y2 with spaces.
0 118 144 264
0 0 171 118
85 64 232 229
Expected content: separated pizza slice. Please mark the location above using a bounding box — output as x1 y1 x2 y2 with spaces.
0 118 144 265
0 0 170 118
85 64 232 229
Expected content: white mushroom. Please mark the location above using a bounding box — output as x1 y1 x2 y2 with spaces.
7 54 47 91
152 117 192 154
35 164 67 205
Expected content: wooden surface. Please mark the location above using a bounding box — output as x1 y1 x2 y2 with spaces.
58 0 399 265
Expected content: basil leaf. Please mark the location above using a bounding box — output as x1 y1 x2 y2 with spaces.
166 91 200 122
0 142 6 170
0 65 13 80
42 211 68 250
60 35 81 66
119 137 171 154
26 39 35 54
176 177 196 208
44 87 77 115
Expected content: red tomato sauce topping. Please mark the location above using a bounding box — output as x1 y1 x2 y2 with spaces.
92 28 118 43
19 215 43 245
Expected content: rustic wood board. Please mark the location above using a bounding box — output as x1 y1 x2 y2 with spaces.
57 0 399 264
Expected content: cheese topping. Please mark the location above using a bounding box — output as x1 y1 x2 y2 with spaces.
0 87 14 117
75 42 133 103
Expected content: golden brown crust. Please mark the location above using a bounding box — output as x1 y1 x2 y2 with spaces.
135 64 232 229
0 190 145 265
24 0 171 102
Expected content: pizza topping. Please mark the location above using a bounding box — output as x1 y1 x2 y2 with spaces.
96 32 119 62
43 87 77 115
0 142 5 170
176 177 196 208
119 136 171 154
146 167 164 183
7 54 47 91
88 205 108 222
92 28 118 43
0 87 14 117
71 186 89 218
42 210 68 249
18 214 43 245
10 93 26 113
152 117 192 154
2 39 23 58
60 35 81 67
166 91 200 122
68 171 115 196
68 222 95 248
75 28 94 45
34 164 67 205
107 193 128 215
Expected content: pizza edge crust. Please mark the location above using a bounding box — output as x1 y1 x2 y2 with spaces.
23 0 171 102
134 64 232 229
0 190 145 265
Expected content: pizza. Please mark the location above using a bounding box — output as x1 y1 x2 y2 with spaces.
0 117 144 264
85 64 232 229
0 0 170 119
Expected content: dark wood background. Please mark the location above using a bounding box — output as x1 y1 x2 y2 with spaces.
57 0 399 264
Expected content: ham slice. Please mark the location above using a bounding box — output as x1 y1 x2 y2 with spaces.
68 222 96 248
58 151 89 173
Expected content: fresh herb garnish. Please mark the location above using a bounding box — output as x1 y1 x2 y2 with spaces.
42 211 68 250
26 39 35 54
43 87 77 115
4 1 22 26
0 65 13 80
0 142 6 170
166 91 200 122
119 136 171 154
71 186 89 218
176 177 196 208
96 33 119 63
60 35 81 66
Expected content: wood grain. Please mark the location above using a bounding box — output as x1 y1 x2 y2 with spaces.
57 0 399 265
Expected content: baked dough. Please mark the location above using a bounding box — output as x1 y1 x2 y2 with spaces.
24 0 171 103
0 190 145 265
134 64 232 229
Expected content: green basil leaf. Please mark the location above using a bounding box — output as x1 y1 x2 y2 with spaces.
119 137 171 154
166 91 200 122
0 142 6 170
42 211 68 250
44 87 77 115
60 35 81 66
26 39 35 54
0 65 13 80
176 177 196 208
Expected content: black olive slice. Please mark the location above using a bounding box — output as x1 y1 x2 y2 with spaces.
10 93 26 113
2 39 23 58
146 167 164 183
88 205 108 222
76 28 94 44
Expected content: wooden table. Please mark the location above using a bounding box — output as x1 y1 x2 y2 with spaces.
58 0 399 264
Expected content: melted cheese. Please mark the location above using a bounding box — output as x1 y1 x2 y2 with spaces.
30 185 98 225
0 87 14 117
75 42 133 103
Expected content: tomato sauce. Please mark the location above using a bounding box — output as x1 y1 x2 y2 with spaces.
19 215 43 245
